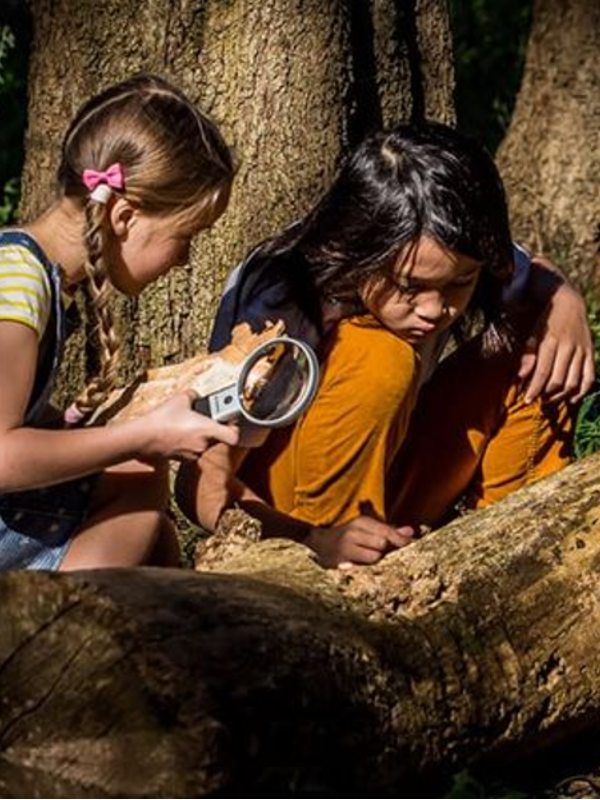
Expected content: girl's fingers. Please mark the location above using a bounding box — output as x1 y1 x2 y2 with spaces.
523 337 558 403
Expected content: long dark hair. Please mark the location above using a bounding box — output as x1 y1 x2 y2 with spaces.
247 119 513 340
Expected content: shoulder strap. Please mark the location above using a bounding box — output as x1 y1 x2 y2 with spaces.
0 229 54 274
0 229 66 424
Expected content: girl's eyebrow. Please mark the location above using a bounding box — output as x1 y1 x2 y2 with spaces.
400 268 479 289
453 266 481 281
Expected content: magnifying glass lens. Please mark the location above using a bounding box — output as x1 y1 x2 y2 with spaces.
240 342 312 423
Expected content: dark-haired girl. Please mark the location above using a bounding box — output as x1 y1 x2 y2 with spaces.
176 120 593 568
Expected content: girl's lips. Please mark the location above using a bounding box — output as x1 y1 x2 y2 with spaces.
407 325 437 338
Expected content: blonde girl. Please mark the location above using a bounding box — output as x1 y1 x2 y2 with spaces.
0 73 238 571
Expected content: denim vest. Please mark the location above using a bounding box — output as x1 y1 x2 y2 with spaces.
0 230 91 571
0 229 67 423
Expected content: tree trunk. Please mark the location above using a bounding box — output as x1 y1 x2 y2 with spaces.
496 0 600 289
21 0 454 405
2 453 600 797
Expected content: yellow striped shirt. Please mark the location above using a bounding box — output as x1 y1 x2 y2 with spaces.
0 244 52 339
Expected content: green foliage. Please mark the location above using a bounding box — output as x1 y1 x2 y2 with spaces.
0 176 20 226
575 389 600 459
0 24 15 75
448 0 534 153
0 2 31 225
574 297 600 459
444 768 531 798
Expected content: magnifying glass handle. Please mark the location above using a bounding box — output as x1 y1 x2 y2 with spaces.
192 395 212 417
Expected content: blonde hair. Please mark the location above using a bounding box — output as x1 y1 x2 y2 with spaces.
58 72 235 420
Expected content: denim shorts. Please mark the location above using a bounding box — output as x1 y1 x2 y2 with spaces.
0 475 99 571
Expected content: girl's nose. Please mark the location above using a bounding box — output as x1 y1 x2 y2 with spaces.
414 291 447 322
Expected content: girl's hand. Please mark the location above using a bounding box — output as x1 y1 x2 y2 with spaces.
519 277 595 405
136 390 239 460
304 515 415 568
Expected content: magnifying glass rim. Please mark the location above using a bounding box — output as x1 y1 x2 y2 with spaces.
236 336 320 428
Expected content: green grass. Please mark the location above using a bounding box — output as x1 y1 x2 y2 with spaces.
574 297 600 459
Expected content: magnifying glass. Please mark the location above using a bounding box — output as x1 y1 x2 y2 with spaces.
193 337 320 428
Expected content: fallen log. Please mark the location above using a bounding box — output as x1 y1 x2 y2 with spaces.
1 453 600 798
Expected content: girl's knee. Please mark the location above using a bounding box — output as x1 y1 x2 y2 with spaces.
91 459 171 515
60 504 175 570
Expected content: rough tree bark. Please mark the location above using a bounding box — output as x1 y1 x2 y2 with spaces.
20 0 454 406
1 453 600 797
496 0 600 289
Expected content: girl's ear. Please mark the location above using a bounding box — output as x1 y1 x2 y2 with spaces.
108 197 137 238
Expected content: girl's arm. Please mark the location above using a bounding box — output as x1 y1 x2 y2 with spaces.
175 441 253 532
240 494 414 568
0 321 238 493
175 444 414 569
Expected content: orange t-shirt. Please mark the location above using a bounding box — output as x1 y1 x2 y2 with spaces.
241 316 421 526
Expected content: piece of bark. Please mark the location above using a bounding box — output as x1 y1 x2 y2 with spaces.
1 454 600 797
194 507 263 570
90 320 285 425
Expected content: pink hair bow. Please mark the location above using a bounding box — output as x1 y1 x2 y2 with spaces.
64 402 86 426
82 163 125 203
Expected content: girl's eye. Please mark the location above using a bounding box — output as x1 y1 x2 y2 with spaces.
451 271 479 287
395 276 418 296
449 281 466 289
